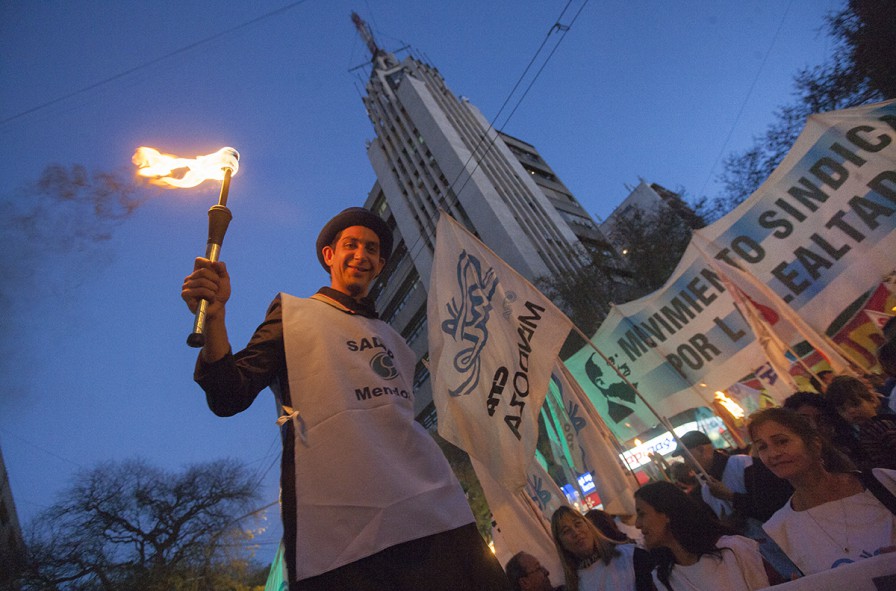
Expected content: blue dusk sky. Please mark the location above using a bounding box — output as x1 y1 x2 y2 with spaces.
0 0 842 559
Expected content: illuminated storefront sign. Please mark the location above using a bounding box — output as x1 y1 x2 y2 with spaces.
620 418 727 469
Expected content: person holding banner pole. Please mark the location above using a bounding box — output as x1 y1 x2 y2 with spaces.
671 430 752 520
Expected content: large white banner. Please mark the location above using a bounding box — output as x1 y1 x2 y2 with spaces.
428 213 573 489
697 100 896 327
564 248 778 440
566 100 896 441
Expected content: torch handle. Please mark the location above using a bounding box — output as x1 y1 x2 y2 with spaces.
187 204 233 348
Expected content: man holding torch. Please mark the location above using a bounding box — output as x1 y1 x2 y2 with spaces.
181 207 510 590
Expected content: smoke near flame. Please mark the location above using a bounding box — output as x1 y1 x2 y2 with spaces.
0 162 144 403
133 147 239 188
0 164 144 309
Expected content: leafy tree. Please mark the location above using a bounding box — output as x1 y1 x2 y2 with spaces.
717 0 895 211
431 431 494 542
604 203 702 295
538 196 706 337
15 458 267 591
535 248 624 337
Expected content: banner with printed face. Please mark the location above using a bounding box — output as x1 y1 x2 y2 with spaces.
566 100 896 440
564 248 780 441
548 362 637 515
428 213 573 489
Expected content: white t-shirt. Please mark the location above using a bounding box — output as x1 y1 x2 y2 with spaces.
577 543 637 591
762 483 896 575
656 535 769 591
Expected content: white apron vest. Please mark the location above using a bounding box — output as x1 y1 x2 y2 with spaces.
280 294 473 580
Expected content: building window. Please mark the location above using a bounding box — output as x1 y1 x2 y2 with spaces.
418 401 438 430
402 309 427 345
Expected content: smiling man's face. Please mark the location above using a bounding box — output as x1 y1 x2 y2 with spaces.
322 225 385 299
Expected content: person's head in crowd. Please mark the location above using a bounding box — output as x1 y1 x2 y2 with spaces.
505 552 554 591
783 390 868 466
782 391 841 435
808 369 834 393
878 338 896 378
883 317 896 342
550 505 618 590
671 430 715 471
668 461 700 494
824 375 881 425
748 407 853 484
634 480 736 586
585 508 630 543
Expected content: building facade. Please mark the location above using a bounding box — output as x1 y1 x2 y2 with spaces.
598 179 702 252
353 14 627 424
0 445 26 586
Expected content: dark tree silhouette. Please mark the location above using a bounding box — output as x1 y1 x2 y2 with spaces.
538 197 706 337
16 458 266 591
717 0 896 212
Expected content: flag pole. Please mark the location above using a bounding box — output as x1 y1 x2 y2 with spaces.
577 388 644 490
690 232 859 381
568 322 713 481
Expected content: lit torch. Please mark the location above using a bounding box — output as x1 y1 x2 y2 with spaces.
713 390 747 447
133 146 240 347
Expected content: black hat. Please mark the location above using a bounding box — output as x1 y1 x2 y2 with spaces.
671 430 712 456
316 207 393 272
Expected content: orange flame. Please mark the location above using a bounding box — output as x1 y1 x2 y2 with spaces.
132 146 239 188
714 391 745 420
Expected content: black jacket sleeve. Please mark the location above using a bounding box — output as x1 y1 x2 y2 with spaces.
194 297 286 416
730 458 793 522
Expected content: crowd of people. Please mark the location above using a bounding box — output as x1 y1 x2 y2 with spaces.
187 204 894 589
503 321 896 590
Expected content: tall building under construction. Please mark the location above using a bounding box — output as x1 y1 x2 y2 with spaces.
352 14 629 425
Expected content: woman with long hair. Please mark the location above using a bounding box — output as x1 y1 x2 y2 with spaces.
550 505 654 590
585 508 637 544
749 407 896 575
634 481 770 590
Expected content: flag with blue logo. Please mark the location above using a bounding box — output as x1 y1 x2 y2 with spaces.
472 455 566 588
549 362 637 515
428 213 573 490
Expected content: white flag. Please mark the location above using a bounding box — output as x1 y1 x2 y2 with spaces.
472 457 566 589
551 362 637 515
692 232 856 379
718 275 801 403
429 213 573 489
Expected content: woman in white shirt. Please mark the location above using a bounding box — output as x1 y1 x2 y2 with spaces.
634 481 770 590
551 505 654 591
749 406 896 576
